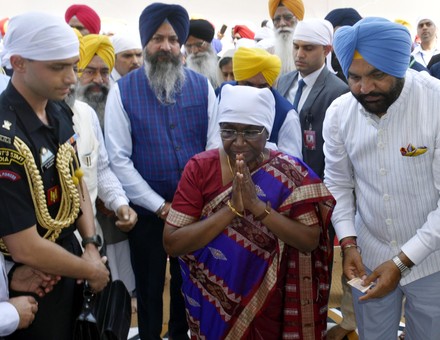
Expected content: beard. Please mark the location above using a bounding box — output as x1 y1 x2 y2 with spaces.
274 26 296 76
186 48 221 88
352 78 405 115
143 49 185 105
75 82 109 129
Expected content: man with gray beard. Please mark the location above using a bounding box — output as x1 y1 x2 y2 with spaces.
104 3 216 339
269 0 305 76
185 19 222 88
65 33 138 313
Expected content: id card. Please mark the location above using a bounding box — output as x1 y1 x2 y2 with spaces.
304 130 316 150
347 277 373 293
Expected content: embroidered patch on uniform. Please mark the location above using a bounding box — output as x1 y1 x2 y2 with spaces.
0 134 11 144
0 170 21 181
0 148 25 165
2 120 12 131
40 147 55 172
47 185 61 206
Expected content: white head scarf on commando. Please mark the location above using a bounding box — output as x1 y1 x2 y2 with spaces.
293 18 334 46
218 84 275 137
1 11 79 68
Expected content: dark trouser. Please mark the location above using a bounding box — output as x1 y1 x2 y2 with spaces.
7 233 83 340
129 214 188 340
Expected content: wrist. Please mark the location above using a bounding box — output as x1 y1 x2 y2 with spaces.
155 201 166 217
340 237 361 257
81 234 103 248
227 200 244 218
254 201 271 221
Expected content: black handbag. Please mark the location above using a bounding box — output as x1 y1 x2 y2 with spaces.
74 279 131 340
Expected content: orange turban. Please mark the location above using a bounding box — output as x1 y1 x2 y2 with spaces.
268 0 305 21
78 34 115 72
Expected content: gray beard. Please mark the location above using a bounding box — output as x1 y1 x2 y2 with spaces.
75 83 109 130
186 48 221 88
66 82 108 130
274 27 296 76
143 50 185 105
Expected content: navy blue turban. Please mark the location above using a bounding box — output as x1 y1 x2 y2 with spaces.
324 8 362 28
139 2 189 48
333 17 412 79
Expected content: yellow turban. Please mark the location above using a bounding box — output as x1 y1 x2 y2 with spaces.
72 28 85 62
268 0 305 21
233 47 281 87
78 34 115 73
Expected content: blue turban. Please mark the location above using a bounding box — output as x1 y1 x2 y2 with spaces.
333 17 411 79
324 8 362 28
139 3 189 48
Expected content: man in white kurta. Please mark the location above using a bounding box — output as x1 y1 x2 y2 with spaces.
323 17 440 340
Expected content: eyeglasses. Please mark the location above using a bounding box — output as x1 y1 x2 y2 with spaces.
273 14 297 24
220 127 265 141
79 67 110 80
184 41 206 51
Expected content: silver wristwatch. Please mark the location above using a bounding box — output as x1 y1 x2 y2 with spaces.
392 256 411 277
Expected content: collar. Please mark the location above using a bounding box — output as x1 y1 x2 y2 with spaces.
298 64 326 88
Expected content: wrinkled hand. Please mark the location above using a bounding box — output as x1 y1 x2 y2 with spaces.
115 205 138 232
9 295 38 329
10 265 60 297
359 260 401 301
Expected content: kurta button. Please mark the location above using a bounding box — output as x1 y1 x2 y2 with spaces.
175 146 181 151
170 124 175 129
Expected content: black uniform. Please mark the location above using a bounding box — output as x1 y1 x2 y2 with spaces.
0 82 82 340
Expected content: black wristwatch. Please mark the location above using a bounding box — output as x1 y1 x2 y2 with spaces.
81 235 103 248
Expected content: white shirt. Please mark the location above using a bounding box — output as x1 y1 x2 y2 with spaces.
0 73 9 93
411 44 440 67
323 70 440 285
0 253 19 337
286 64 326 113
104 80 216 213
206 89 303 159
109 68 122 87
72 100 129 214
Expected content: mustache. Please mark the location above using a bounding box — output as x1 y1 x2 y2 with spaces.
275 27 295 34
358 92 385 99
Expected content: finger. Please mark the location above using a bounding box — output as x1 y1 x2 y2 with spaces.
363 272 377 285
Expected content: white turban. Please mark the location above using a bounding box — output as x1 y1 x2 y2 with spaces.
293 18 333 46
1 12 79 68
110 34 142 55
218 84 275 137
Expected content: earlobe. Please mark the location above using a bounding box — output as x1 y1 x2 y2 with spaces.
10 56 26 72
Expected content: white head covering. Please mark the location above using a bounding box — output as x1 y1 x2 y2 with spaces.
218 84 275 136
1 12 79 68
293 18 334 46
110 34 142 55
235 38 256 49
254 26 274 42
